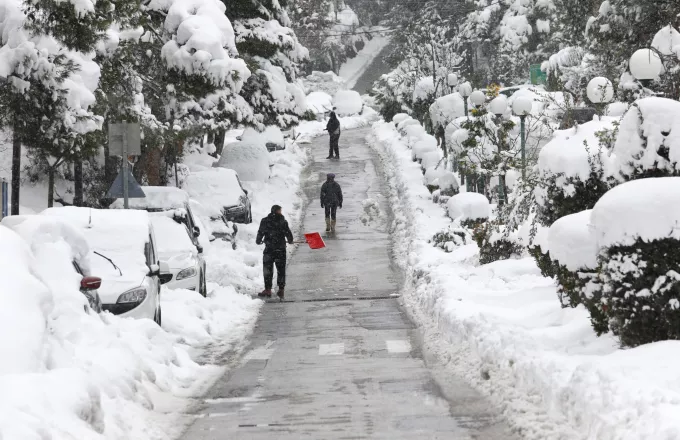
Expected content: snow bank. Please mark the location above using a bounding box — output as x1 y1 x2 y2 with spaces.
613 98 680 177
216 141 270 181
294 109 379 144
302 70 347 95
548 210 597 271
369 120 680 440
333 89 363 116
241 125 285 150
446 193 490 221
591 177 680 249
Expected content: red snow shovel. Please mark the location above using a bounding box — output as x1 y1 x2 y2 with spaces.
300 232 325 249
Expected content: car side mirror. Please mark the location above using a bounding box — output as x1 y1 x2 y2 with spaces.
149 263 160 277
80 276 102 291
197 245 204 254
193 226 201 238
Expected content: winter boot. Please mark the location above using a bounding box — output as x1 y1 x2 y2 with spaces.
325 218 331 232
331 220 336 232
258 289 272 298
276 288 284 300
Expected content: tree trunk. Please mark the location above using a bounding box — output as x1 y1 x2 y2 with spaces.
47 167 55 208
11 127 21 215
214 129 227 156
74 159 84 206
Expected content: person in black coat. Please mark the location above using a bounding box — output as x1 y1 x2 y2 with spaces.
256 205 294 299
325 111 341 159
320 173 343 232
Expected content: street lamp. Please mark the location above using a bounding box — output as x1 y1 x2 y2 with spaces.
459 81 473 116
470 90 486 108
629 48 663 90
447 73 458 94
490 95 509 206
512 97 532 179
587 77 614 104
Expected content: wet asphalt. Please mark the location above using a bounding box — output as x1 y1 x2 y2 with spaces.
179 128 516 439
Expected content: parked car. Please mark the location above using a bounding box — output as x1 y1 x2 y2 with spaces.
111 186 205 243
1 215 103 313
149 215 207 296
184 168 252 224
43 207 163 325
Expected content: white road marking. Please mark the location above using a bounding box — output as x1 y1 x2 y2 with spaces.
386 340 411 353
319 343 345 355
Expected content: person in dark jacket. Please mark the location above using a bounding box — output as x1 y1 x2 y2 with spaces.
256 205 294 299
325 111 341 159
320 173 343 232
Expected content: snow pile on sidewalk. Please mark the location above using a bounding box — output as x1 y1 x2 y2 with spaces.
295 108 379 143
0 221 260 439
369 120 680 440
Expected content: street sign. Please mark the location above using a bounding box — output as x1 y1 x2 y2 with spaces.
109 123 141 156
530 64 547 85
106 167 146 199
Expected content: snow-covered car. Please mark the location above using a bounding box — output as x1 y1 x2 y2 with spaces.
43 207 163 325
111 186 205 243
0 215 103 313
184 168 252 225
149 215 207 296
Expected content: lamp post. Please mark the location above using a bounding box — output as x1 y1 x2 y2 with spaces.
629 48 663 94
470 90 486 109
447 73 458 94
512 97 532 179
587 76 614 114
459 81 473 117
490 95 508 207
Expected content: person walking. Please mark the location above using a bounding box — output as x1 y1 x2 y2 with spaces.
320 173 343 233
256 205 294 300
325 110 341 159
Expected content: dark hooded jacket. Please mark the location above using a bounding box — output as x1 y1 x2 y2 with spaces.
326 112 340 135
320 178 343 206
256 206 294 251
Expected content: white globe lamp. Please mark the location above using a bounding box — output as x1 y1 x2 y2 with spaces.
629 49 663 81
489 95 508 116
512 96 533 116
587 77 614 104
459 81 473 98
447 73 458 88
470 90 486 107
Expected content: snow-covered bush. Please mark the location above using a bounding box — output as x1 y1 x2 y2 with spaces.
592 178 680 347
421 150 442 172
215 141 270 181
548 210 607 334
430 225 469 253
474 222 524 265
437 171 460 196
612 98 680 181
446 193 490 227
535 117 615 228
392 113 410 125
429 93 465 133
412 136 437 161
333 90 363 116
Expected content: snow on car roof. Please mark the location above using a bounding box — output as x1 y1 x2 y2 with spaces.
1 215 91 273
183 168 244 218
42 207 151 288
110 186 189 210
149 215 195 254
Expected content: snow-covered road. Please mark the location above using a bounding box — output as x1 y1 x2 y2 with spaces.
177 128 515 439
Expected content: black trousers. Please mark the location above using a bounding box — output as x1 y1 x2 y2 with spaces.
263 249 286 289
329 133 340 157
324 204 338 220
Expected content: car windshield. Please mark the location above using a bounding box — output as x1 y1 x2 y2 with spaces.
149 215 195 254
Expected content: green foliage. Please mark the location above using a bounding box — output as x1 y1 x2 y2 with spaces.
529 246 556 278
430 228 467 253
600 237 680 347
